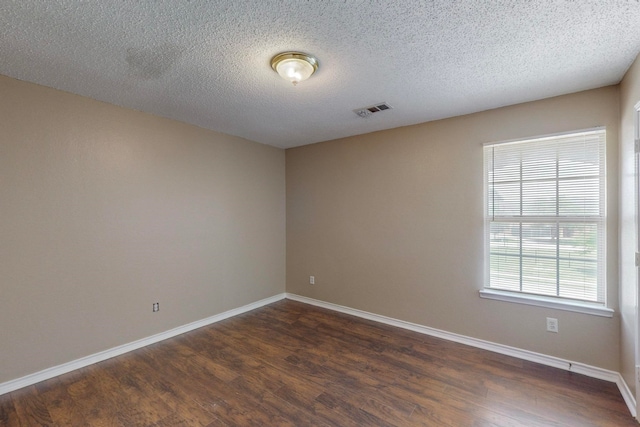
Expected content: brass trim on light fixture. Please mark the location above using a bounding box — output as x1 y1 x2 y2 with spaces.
270 52 319 72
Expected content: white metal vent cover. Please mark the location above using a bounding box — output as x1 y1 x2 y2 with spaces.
354 102 393 118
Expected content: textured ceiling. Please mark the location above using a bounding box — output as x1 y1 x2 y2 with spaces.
1 1 640 148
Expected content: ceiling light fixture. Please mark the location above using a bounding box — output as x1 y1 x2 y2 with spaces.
271 51 318 86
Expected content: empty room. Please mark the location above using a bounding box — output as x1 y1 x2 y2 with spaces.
2 1 640 426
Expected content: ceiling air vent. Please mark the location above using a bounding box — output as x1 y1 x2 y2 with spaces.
354 102 393 118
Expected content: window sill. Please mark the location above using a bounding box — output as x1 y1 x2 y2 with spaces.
479 289 614 318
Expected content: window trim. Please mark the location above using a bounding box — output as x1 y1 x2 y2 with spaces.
481 127 610 314
479 288 613 317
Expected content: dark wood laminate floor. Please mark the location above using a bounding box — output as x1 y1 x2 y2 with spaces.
0 299 635 426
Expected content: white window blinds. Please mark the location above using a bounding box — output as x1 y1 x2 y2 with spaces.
483 129 606 304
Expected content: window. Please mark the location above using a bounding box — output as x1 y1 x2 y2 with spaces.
482 129 608 314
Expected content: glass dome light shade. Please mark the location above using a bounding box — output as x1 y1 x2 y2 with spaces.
271 52 318 85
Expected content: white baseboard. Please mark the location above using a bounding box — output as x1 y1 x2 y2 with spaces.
285 293 637 418
0 293 286 396
618 373 637 419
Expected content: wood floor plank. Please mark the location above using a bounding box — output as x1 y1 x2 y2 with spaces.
0 393 20 427
65 368 128 427
98 355 175 425
243 307 516 424
10 386 54 427
2 299 636 426
286 309 490 396
252 306 487 394
194 312 439 426
139 339 299 427
40 384 90 426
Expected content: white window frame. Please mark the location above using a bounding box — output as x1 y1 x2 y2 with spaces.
479 128 613 318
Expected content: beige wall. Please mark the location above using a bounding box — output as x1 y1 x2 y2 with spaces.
0 75 286 384
287 86 621 371
619 53 640 396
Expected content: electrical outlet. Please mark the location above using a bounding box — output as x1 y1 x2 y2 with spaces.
309 276 315 285
546 317 558 333
152 302 159 312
